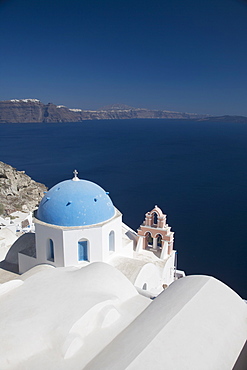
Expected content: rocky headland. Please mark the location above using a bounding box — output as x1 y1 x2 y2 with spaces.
0 161 47 215
197 115 247 123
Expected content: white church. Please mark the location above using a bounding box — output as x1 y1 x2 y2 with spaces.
0 171 246 369
18 170 182 296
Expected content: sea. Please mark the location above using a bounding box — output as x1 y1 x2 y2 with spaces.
0 119 246 298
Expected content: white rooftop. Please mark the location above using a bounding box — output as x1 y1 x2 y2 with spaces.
0 264 246 369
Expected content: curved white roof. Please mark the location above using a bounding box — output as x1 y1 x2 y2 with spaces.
0 262 150 369
0 264 246 369
86 275 247 370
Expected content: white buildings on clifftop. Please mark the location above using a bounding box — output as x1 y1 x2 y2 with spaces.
0 211 33 261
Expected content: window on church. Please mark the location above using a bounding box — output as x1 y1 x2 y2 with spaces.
109 231 115 252
78 239 89 261
47 239 54 262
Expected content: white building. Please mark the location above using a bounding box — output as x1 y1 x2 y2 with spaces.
16 171 181 296
0 171 246 369
0 211 33 262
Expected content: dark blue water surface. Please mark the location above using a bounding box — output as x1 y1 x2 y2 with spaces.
0 119 246 297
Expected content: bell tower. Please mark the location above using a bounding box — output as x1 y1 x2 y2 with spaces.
137 205 174 259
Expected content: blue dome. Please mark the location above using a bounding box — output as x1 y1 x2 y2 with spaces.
36 179 115 227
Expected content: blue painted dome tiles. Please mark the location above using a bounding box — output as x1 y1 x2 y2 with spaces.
36 179 115 227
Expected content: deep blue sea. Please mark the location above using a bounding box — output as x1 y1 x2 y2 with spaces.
0 119 246 298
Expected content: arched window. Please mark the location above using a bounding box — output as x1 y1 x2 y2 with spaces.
109 231 115 252
145 232 153 249
78 239 89 261
157 234 162 248
47 239 54 262
142 283 147 290
153 212 158 226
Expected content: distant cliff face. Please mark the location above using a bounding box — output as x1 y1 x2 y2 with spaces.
0 99 82 123
0 99 207 123
0 99 44 123
2 99 246 123
0 161 47 215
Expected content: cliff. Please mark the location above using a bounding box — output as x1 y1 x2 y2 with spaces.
0 99 207 123
0 161 47 215
1 99 246 123
0 99 81 123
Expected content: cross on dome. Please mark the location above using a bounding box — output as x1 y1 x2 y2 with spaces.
72 169 80 181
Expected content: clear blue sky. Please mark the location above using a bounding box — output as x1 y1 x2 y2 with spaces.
0 0 247 115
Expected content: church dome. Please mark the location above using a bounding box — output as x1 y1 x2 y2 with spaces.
36 172 115 227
